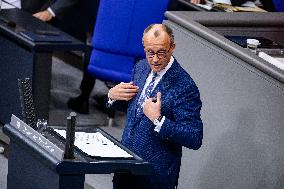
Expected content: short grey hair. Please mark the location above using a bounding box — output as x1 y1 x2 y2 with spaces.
142 24 175 46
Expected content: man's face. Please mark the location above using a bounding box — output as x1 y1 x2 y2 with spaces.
143 31 175 73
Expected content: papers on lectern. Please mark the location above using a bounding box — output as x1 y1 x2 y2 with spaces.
54 129 133 158
213 0 231 4
195 0 266 12
258 52 284 70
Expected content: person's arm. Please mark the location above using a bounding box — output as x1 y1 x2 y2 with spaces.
144 84 203 150
33 0 78 21
107 82 139 112
49 0 78 17
33 9 54 22
108 82 139 101
190 0 206 4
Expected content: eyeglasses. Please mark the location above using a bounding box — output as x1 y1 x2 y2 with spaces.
145 46 171 59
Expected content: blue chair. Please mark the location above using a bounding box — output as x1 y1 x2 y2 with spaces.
88 0 169 83
273 0 284 12
87 0 170 125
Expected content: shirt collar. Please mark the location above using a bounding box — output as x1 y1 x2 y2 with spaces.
151 56 174 76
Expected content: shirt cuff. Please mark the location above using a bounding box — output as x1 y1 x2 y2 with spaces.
107 93 116 105
154 116 165 132
47 7 56 17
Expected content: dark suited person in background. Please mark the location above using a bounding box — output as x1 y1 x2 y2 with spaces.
28 0 99 115
21 0 99 43
1 0 76 17
21 0 78 22
108 24 203 189
3 0 90 41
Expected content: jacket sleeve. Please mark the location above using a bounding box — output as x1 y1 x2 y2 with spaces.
48 0 78 17
157 83 203 150
106 60 139 113
110 101 129 113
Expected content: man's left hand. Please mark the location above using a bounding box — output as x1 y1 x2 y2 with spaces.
143 92 162 122
33 10 53 22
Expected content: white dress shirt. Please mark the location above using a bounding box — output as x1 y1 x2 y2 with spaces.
142 56 173 132
139 56 174 102
107 57 174 132
108 56 174 132
47 7 56 17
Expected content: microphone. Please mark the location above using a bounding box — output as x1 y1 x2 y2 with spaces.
0 17 16 27
64 112 77 159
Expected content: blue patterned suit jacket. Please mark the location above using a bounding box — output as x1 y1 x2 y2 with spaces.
114 58 203 189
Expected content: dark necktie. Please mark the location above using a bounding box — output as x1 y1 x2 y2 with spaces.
136 72 158 116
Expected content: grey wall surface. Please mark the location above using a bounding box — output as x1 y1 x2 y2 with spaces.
180 12 284 46
164 13 284 189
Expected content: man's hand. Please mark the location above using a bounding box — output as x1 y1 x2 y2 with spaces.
190 0 205 4
143 92 162 122
33 10 53 22
109 82 139 101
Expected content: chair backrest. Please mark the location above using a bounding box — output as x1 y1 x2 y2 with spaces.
88 0 169 83
273 0 284 12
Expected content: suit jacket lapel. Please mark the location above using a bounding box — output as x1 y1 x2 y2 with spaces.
151 59 179 99
131 61 151 120
135 64 151 100
149 59 180 118
131 59 179 124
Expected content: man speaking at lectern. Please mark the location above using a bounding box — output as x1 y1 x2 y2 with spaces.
108 24 203 189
